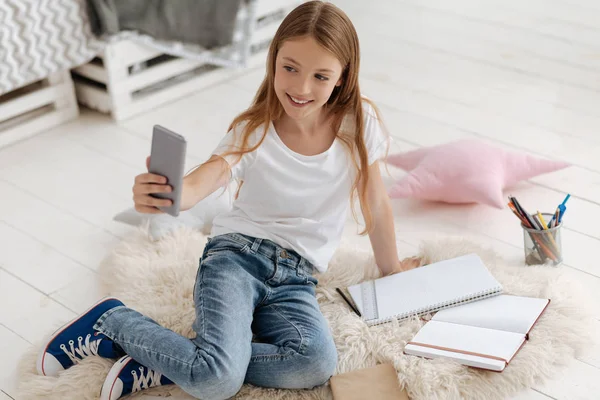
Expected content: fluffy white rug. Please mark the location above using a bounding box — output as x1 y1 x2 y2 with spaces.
17 226 595 400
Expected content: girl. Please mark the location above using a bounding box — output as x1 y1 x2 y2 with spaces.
36 1 418 399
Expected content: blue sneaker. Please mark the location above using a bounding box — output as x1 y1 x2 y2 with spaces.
36 297 125 376
100 356 174 400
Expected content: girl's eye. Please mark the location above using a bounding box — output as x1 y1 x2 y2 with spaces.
283 66 328 81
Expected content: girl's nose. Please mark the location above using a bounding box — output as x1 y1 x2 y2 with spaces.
297 76 311 96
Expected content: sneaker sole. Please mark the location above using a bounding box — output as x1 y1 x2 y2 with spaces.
100 355 132 400
36 296 122 376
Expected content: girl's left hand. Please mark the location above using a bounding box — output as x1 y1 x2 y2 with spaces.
388 256 421 275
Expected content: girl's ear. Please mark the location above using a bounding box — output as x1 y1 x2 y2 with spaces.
335 78 343 87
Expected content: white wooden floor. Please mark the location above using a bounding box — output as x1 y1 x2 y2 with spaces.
1 0 599 399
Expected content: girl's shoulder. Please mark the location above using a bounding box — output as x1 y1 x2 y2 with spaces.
227 119 270 143
340 96 380 132
360 96 380 120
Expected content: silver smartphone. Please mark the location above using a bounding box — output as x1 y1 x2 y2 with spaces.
149 125 187 217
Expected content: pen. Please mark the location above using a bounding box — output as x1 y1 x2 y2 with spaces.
547 194 570 227
557 194 570 224
336 288 362 317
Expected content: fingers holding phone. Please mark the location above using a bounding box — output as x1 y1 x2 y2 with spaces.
132 167 173 214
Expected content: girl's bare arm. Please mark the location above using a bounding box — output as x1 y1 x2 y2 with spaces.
181 155 231 211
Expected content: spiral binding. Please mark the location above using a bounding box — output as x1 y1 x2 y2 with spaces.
365 286 504 327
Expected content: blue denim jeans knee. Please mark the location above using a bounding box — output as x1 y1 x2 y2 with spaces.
94 233 338 400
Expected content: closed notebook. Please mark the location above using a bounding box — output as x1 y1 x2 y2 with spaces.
404 294 550 372
347 253 503 326
330 363 410 400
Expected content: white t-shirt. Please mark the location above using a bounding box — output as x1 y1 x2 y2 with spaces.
210 101 388 272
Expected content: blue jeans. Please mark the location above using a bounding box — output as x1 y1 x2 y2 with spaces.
93 233 338 400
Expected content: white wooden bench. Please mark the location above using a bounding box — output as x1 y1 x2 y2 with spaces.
72 0 304 121
0 71 79 149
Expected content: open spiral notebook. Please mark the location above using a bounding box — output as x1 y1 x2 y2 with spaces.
347 253 503 326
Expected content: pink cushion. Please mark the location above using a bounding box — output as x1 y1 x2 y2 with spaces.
386 139 570 208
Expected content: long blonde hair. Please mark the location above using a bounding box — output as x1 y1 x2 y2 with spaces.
220 0 388 235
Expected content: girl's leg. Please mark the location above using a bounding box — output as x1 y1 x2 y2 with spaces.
246 280 338 390
241 240 338 389
94 235 268 400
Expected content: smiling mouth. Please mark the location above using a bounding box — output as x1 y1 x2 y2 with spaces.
286 93 313 106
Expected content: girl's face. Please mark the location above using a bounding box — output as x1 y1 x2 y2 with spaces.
274 36 343 122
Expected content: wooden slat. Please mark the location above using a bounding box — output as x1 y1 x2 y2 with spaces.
108 39 163 68
0 86 60 123
112 54 265 121
0 104 78 149
72 63 108 84
533 358 600 400
116 58 206 94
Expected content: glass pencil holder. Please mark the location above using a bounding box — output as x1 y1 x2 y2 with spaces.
521 212 563 266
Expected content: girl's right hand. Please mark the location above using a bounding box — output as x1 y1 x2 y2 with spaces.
132 156 173 214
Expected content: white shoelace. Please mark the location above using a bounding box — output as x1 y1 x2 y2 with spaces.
132 365 164 392
60 334 101 364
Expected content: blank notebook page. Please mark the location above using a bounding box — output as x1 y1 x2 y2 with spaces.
431 295 550 335
407 320 526 366
372 253 502 321
404 343 507 371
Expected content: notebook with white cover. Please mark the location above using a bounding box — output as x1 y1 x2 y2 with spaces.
404 295 550 372
347 253 503 326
